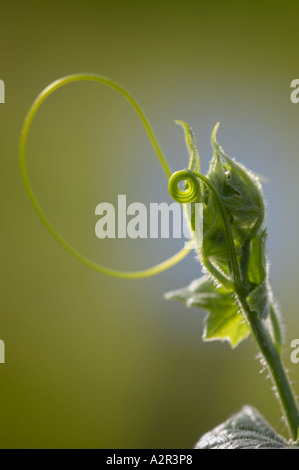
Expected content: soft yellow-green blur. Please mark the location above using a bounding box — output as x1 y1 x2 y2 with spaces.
0 0 299 448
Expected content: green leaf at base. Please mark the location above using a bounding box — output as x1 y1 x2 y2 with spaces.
164 275 250 348
195 405 290 449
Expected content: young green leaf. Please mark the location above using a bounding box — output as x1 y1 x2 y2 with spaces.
211 124 265 234
246 279 270 320
169 122 283 352
203 125 265 279
175 120 200 174
195 406 290 449
247 229 267 288
165 275 250 348
175 120 201 233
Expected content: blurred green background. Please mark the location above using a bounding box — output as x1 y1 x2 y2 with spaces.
1 0 299 448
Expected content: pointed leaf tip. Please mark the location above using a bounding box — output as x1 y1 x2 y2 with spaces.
211 122 220 146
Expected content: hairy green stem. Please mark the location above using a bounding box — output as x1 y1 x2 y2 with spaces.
201 253 233 291
202 167 299 440
200 170 299 440
172 167 299 440
238 297 299 441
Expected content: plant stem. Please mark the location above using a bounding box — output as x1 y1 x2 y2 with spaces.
190 168 299 441
195 168 299 441
238 295 299 441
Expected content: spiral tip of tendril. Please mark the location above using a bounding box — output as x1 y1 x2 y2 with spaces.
168 169 201 204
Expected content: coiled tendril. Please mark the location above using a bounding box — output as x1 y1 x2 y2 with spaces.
168 170 201 203
20 74 193 279
169 166 242 293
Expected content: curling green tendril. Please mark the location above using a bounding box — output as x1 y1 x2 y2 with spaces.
168 165 242 294
20 73 193 279
168 170 201 203
20 74 239 285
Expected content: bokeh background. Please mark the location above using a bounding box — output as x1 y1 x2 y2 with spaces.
1 0 299 449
